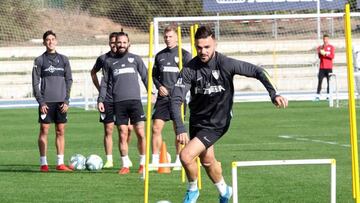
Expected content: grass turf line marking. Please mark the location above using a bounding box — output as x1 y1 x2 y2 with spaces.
278 135 349 148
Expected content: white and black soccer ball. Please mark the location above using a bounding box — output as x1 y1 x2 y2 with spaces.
69 154 86 170
86 154 103 171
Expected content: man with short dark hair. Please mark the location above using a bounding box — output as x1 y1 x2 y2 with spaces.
151 25 192 170
315 34 335 101
171 25 288 203
32 30 73 172
98 32 148 175
91 32 133 169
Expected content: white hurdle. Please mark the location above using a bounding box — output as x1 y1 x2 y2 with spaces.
231 159 336 203
329 73 339 108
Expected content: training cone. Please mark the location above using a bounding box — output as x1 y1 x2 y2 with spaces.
158 142 171 174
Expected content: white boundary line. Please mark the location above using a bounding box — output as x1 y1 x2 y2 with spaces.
278 135 350 148
232 159 336 203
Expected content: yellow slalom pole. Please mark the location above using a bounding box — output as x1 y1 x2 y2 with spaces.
177 26 187 184
344 4 360 202
144 22 154 203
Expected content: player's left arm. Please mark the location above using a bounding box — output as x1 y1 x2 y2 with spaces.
63 56 73 106
228 56 288 108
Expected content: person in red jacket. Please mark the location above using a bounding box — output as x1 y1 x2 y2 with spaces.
316 34 335 101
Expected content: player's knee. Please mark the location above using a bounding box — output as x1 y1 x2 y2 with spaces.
200 157 217 168
180 150 193 166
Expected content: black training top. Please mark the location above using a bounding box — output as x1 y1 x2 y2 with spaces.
171 52 278 135
152 46 192 96
32 52 73 106
98 52 148 103
93 51 115 102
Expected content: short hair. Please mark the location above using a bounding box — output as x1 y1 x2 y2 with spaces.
43 30 56 41
195 25 215 40
323 34 329 38
117 30 129 41
109 32 118 40
163 25 177 34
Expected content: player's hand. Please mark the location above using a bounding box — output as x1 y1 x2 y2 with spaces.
60 103 69 113
177 133 189 145
98 102 105 112
40 104 49 114
320 49 326 56
158 86 169 97
274 96 288 108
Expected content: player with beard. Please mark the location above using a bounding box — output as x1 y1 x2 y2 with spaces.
98 31 148 174
171 26 288 203
91 32 133 169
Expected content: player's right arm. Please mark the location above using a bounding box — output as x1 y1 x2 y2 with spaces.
170 66 192 136
97 61 111 112
32 57 45 106
152 54 168 96
91 57 103 92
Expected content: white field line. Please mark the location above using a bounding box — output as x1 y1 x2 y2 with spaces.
278 135 350 148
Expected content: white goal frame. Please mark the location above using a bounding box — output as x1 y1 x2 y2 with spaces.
231 159 336 203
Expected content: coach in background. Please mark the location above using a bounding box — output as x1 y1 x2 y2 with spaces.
91 32 133 169
171 25 288 203
32 30 73 172
98 31 148 175
151 25 192 170
315 34 335 101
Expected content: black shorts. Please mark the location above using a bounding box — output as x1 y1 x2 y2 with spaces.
114 100 145 125
152 96 186 121
38 102 67 124
189 125 229 149
99 102 115 123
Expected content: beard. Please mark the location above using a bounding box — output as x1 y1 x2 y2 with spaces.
117 46 129 56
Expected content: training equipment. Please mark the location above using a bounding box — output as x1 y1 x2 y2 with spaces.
69 154 86 170
86 155 103 171
158 142 171 174
231 159 336 203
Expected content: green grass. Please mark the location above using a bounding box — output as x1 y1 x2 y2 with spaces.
0 101 357 202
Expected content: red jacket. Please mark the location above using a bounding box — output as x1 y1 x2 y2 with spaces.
317 44 335 69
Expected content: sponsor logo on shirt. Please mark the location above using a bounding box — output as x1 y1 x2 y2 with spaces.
113 67 136 76
195 85 225 95
163 66 179 73
44 65 64 73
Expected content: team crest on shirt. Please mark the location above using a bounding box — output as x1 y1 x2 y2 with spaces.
212 70 220 80
128 57 134 63
174 56 179 63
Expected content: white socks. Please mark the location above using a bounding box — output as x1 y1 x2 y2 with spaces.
121 155 132 167
139 155 145 165
152 154 159 164
40 156 48 166
175 154 180 163
106 155 113 162
57 154 64 165
215 178 227 196
188 179 198 191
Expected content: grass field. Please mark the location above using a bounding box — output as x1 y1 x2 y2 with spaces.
0 101 356 202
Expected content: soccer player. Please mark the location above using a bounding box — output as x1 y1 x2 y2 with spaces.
170 26 288 203
91 32 133 169
315 34 335 101
32 30 73 172
98 31 148 175
151 25 192 170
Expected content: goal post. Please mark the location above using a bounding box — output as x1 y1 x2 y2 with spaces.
231 159 336 203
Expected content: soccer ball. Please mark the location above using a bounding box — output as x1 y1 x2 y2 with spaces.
86 154 103 171
69 154 86 170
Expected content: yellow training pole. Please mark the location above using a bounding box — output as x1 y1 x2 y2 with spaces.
144 22 154 203
344 4 360 202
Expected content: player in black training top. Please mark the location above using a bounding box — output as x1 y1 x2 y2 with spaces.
170 26 288 203
98 32 148 175
91 32 133 169
32 30 73 172
151 25 192 170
